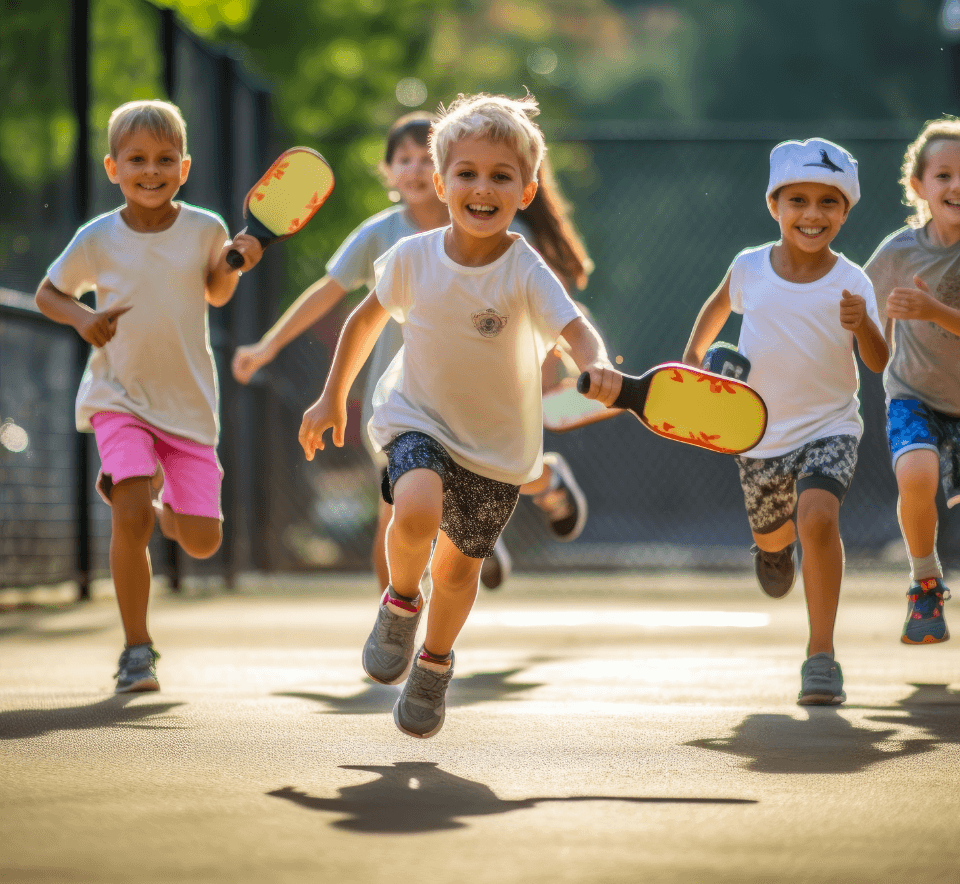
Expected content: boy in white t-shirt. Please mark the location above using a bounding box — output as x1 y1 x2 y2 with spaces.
34 100 262 693
683 138 888 705
298 92 619 738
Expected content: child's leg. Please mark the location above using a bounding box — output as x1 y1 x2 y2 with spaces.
372 497 392 590
421 533 483 657
895 449 942 579
796 488 843 657
109 477 156 647
387 468 442 598
160 512 222 560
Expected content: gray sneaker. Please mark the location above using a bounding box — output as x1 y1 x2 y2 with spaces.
751 543 797 598
114 643 160 693
362 588 423 685
798 652 845 705
394 649 455 738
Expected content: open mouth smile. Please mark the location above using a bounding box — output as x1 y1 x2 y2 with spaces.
467 203 497 217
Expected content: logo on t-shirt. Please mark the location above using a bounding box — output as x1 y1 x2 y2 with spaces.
472 308 509 338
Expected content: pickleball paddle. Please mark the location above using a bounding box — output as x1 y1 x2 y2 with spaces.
576 363 767 454
226 147 334 269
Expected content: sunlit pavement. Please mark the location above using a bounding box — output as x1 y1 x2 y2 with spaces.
1 570 958 884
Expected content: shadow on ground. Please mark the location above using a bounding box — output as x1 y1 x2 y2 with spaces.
269 761 756 833
686 683 960 774
275 661 549 714
0 694 186 740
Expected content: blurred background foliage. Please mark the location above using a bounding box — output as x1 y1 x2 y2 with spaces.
1 0 955 308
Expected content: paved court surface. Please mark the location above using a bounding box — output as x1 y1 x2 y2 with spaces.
1 570 958 884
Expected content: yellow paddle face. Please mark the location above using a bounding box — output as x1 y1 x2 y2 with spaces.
247 148 335 236
641 365 767 454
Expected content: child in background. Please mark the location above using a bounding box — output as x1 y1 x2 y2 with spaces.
231 114 590 592
298 92 619 738
34 99 262 692
683 138 887 705
864 117 960 644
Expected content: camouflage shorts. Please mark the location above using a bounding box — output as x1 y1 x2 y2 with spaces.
382 431 520 559
735 435 858 535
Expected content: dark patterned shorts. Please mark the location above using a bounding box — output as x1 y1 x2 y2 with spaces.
734 435 858 535
887 398 960 501
382 431 520 559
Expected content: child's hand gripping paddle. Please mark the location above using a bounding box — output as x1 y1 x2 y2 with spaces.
226 147 334 269
576 360 767 455
542 377 624 433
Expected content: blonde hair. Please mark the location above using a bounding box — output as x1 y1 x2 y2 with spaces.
107 99 188 159
900 116 960 227
430 91 545 185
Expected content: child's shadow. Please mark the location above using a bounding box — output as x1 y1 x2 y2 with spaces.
275 663 547 715
0 694 186 740
686 706 934 775
268 762 756 833
864 682 960 745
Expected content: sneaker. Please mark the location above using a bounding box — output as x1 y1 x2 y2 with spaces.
393 648 455 738
362 587 423 685
114 643 160 693
533 452 587 541
901 578 951 644
798 652 846 705
750 543 797 599
480 536 512 590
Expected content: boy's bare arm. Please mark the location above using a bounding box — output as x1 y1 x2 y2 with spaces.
840 289 889 373
298 290 389 459
559 315 620 407
682 274 732 366
887 275 960 338
206 233 264 307
35 277 131 348
233 275 350 383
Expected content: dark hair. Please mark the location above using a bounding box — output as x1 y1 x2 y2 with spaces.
519 154 593 290
385 112 434 165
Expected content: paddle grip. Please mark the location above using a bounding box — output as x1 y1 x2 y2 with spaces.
225 226 249 271
577 371 639 412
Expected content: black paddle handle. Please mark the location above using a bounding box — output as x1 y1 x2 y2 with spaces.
576 371 650 414
226 226 249 270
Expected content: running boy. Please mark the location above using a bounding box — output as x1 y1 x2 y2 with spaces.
683 137 888 705
298 92 618 738
35 99 262 692
865 117 960 644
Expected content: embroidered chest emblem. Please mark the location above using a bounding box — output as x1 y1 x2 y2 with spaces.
472 308 509 338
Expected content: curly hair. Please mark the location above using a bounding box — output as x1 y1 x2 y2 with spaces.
900 116 960 227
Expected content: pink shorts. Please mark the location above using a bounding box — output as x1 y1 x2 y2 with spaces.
91 411 223 519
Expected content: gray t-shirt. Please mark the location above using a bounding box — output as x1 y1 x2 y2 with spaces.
865 225 960 415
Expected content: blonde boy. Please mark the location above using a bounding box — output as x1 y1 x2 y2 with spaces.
298 92 619 737
35 99 261 692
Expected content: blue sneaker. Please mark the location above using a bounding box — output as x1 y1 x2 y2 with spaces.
393 648 455 739
362 587 423 685
114 644 160 693
901 578 951 645
798 652 845 706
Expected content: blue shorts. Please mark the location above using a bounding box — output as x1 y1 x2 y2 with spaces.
887 398 960 505
382 431 520 559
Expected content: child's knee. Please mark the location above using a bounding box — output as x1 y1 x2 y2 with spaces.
797 491 840 542
111 485 155 544
175 516 222 559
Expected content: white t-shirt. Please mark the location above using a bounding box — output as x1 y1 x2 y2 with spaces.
729 243 881 458
47 203 228 445
368 227 581 485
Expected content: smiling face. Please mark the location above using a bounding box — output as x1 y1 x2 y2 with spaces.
767 181 849 255
385 135 438 208
911 138 960 242
104 128 190 219
433 135 537 245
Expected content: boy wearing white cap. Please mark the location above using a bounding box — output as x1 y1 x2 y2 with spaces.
683 137 888 705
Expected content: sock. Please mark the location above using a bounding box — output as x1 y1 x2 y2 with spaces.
910 551 942 583
418 647 452 671
384 585 420 616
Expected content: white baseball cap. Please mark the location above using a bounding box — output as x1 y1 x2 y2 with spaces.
766 138 860 208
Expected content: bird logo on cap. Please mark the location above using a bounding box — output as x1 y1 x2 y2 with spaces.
804 148 843 173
